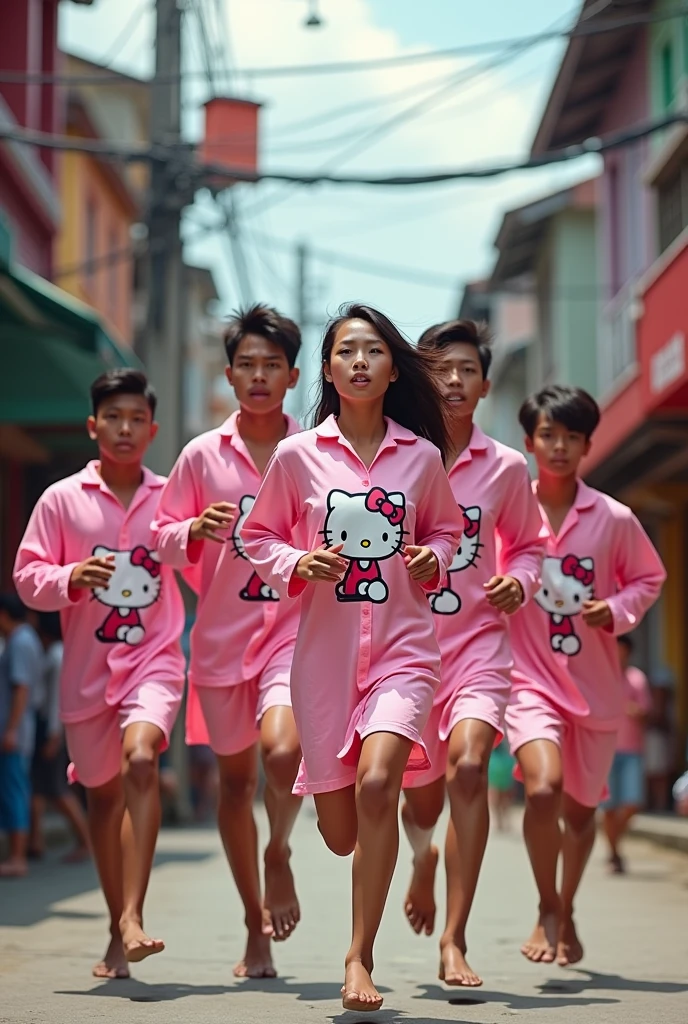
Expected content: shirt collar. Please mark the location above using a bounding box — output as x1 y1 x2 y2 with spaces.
219 410 301 441
532 477 598 511
78 461 164 491
314 414 418 446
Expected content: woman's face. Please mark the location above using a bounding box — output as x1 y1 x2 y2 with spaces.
325 318 398 404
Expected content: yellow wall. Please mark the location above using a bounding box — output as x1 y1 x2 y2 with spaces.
54 132 135 345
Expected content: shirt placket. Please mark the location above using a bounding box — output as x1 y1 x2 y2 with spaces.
356 464 373 691
105 488 140 704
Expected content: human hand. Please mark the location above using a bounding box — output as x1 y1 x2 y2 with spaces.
484 575 524 614
404 545 439 584
295 543 347 583
42 734 62 760
582 599 613 629
1 729 18 753
189 502 237 544
69 554 116 590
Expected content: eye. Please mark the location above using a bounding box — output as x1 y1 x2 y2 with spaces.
543 589 549 597
382 532 388 542
574 594 580 603
143 584 149 593
341 530 347 541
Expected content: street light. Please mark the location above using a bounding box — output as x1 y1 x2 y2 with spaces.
304 0 324 28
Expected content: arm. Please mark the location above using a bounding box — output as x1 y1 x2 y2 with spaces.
604 513 667 636
151 449 206 569
496 462 545 605
412 455 464 592
241 451 311 599
1 635 37 752
13 493 82 610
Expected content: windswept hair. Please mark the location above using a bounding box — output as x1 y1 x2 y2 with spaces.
312 303 451 459
223 303 301 368
418 319 493 379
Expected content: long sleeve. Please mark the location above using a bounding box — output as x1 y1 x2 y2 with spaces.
241 452 310 600
414 455 464 592
13 493 83 611
151 448 204 569
605 511 666 635
497 463 545 604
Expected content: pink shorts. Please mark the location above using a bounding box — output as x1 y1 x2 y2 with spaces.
505 687 617 808
188 659 292 757
405 672 508 790
65 679 182 790
292 672 435 796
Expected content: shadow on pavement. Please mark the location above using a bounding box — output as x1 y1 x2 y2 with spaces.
55 977 369 1003
413 982 618 1012
544 969 688 996
0 847 214 928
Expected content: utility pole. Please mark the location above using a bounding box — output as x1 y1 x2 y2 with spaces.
139 0 192 821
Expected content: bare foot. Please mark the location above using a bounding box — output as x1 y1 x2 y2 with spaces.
439 940 483 987
521 906 559 963
342 959 383 1012
233 930 277 979
404 845 439 936
556 914 584 966
263 847 300 942
0 859 28 878
92 935 130 979
120 918 165 963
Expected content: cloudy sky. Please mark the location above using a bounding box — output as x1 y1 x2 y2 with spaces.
60 0 598 414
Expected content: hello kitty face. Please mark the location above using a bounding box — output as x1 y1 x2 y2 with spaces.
535 554 594 617
323 487 406 562
449 505 482 573
233 495 254 561
92 545 162 610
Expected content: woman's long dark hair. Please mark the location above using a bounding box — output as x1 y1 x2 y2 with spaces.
312 303 451 460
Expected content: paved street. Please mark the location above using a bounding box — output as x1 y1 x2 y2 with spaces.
1 802 686 1024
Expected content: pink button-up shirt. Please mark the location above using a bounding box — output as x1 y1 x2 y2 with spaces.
241 414 464 698
509 480 666 728
13 462 185 723
432 426 545 703
151 412 301 688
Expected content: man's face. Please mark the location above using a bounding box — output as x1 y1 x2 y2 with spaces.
87 394 157 464
526 413 590 477
226 333 299 414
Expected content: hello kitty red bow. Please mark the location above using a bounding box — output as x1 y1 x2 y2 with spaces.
131 546 161 578
365 487 405 525
561 554 593 587
461 510 479 538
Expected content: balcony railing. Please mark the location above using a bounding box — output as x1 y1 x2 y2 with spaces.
599 284 639 397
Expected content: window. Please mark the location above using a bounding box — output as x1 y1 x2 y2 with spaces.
85 198 97 287
658 163 688 252
661 42 674 111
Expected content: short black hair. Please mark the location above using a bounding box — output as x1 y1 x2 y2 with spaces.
519 385 600 440
417 319 493 379
618 634 634 651
91 369 157 418
224 304 301 368
38 611 62 642
0 592 28 622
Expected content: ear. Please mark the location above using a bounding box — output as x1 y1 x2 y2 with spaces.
390 365 399 383
149 421 159 442
387 492 405 508
327 489 349 510
584 438 592 457
225 364 234 388
481 378 491 400
93 545 111 558
464 505 481 524
580 557 594 570
240 495 254 514
147 550 161 563
524 435 535 454
288 366 300 391
323 361 332 383
87 415 97 441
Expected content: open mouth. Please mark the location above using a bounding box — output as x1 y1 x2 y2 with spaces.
351 374 371 387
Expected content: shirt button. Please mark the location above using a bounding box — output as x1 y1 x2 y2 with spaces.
362 479 369 486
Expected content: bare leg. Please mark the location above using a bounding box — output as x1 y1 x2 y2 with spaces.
401 778 445 935
119 722 165 963
344 731 414 1013
28 794 46 858
216 745 275 979
260 705 303 941
439 718 495 987
55 792 91 862
557 795 597 966
517 740 563 964
86 775 129 979
605 804 640 872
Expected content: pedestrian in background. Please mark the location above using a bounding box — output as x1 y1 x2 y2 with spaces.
0 593 43 878
28 612 90 864
645 667 675 812
602 634 652 874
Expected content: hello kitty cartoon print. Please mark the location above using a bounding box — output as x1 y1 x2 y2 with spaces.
234 496 279 602
430 505 482 615
93 545 163 645
324 486 406 603
535 553 595 656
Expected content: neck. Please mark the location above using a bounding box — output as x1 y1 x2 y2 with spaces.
447 416 474 461
336 400 386 445
537 470 578 507
98 455 144 491
237 406 287 443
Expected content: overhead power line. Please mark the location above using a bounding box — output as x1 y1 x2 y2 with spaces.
3 4 688 86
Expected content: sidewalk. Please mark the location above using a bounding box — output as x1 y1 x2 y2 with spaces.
629 812 688 854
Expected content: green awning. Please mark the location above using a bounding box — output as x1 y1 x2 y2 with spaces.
0 230 143 425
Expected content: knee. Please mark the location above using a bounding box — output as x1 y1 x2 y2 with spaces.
564 806 596 839
446 752 488 804
262 742 300 796
219 771 258 809
526 779 562 821
122 746 158 792
405 795 443 831
318 818 356 858
357 766 398 821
